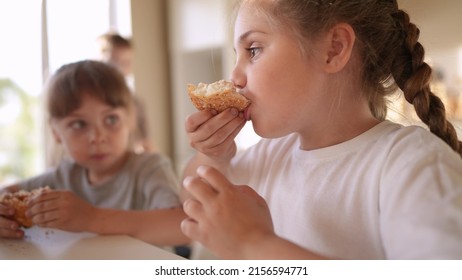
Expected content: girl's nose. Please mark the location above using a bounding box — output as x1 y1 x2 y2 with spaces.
230 61 246 90
89 127 107 144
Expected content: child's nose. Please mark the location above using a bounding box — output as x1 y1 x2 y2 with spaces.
230 61 246 89
89 127 107 144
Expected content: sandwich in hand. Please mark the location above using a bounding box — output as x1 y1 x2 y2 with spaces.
0 186 50 228
188 80 250 113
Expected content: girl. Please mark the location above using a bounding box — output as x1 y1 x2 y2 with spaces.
0 60 188 247
181 0 462 259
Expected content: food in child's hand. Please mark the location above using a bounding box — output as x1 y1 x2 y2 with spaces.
188 80 251 112
0 186 50 228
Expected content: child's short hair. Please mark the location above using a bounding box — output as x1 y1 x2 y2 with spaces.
45 60 133 119
98 33 132 57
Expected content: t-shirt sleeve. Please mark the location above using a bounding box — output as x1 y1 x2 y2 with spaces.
16 159 77 192
17 169 58 191
380 141 462 259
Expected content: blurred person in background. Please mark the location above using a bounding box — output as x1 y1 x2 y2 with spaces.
97 32 154 153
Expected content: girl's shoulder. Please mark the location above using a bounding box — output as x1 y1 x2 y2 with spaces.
378 121 459 157
374 121 462 174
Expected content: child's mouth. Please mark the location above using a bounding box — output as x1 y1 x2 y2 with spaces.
243 106 251 121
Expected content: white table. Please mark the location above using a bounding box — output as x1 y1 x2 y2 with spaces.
0 226 185 260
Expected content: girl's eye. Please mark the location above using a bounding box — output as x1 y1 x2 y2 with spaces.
105 115 119 126
247 47 261 59
70 120 86 130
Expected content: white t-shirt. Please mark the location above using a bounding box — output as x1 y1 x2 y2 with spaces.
228 121 462 259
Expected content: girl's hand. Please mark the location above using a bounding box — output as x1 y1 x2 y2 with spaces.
0 204 24 238
26 190 96 232
185 108 246 163
181 165 274 259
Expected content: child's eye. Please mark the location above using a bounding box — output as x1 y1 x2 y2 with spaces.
105 115 119 126
247 47 261 59
70 120 86 130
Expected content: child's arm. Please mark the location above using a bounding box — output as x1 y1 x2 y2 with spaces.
239 235 328 260
183 108 246 178
27 190 189 246
181 165 328 259
89 207 189 246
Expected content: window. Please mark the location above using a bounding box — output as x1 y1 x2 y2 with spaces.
0 1 42 184
0 0 131 186
46 0 132 74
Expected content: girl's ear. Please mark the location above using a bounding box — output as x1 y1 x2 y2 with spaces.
323 23 356 73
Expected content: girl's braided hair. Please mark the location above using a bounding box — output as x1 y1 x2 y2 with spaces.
239 0 462 155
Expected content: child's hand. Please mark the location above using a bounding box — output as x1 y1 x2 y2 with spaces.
26 190 96 232
181 165 274 259
0 204 24 238
185 108 246 162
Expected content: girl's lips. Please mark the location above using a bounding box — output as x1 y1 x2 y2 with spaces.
90 154 107 161
243 106 251 121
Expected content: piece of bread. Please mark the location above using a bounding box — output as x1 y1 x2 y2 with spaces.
0 186 50 228
188 80 250 112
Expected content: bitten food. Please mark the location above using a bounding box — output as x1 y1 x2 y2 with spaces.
0 186 50 227
188 80 251 112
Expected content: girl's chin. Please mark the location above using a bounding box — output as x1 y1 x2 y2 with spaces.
253 124 287 139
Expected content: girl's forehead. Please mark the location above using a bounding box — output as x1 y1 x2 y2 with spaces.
70 93 114 113
79 92 109 105
235 5 271 37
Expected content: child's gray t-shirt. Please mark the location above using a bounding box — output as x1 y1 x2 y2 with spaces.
18 152 180 210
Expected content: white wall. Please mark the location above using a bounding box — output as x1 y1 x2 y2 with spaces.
131 0 172 157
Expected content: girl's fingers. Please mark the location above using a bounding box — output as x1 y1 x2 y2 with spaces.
0 215 24 238
27 199 59 218
0 204 14 216
0 228 24 239
180 217 200 240
183 176 218 203
188 109 244 144
195 165 233 194
27 191 59 206
182 198 204 220
235 185 268 206
31 210 59 226
185 110 216 133
205 116 246 150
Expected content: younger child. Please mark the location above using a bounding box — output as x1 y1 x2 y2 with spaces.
0 60 187 247
181 0 462 259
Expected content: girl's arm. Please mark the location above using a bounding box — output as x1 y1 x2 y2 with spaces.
88 207 190 246
181 166 329 259
240 234 327 260
182 109 246 203
27 190 189 246
183 109 246 179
